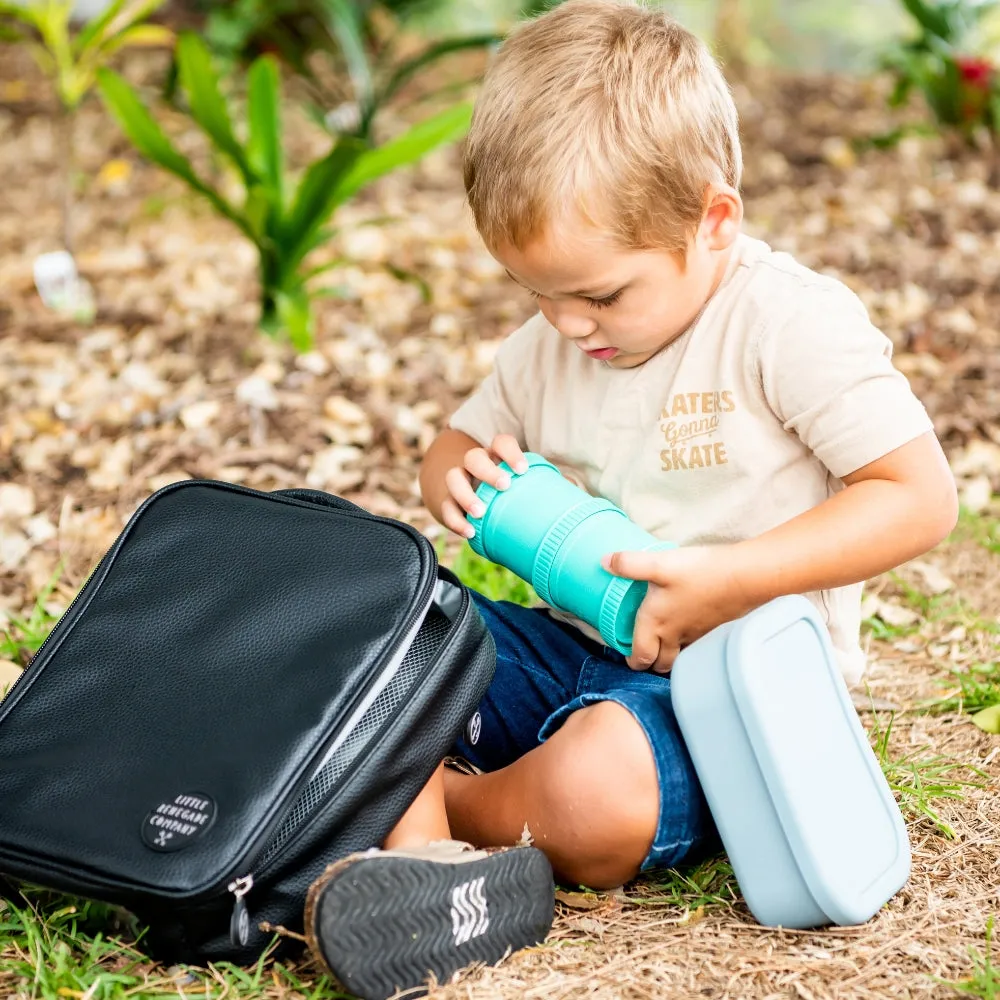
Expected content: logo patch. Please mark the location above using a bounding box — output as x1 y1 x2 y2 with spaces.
465 711 482 746
141 792 217 852
450 877 489 945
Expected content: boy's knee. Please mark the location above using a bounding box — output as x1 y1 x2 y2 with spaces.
538 701 659 887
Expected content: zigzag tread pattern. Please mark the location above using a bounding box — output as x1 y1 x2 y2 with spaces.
315 850 554 1000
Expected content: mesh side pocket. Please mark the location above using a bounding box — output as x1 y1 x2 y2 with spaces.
254 606 452 868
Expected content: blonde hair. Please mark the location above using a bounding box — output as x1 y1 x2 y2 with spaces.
463 0 742 255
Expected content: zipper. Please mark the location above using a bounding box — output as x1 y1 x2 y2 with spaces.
219 588 460 946
227 874 254 946
243 586 468 890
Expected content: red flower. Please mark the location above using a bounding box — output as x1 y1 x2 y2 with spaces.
955 55 995 89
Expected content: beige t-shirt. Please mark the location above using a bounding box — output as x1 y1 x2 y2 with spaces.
449 235 934 684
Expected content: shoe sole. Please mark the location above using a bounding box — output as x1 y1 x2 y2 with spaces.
305 847 554 1000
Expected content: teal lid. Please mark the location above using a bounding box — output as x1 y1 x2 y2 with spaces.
529 497 618 607
466 452 558 557
598 540 675 654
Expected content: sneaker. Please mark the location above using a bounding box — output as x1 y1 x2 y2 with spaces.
304 840 554 1000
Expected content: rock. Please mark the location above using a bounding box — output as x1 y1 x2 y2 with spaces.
25 515 56 545
180 400 221 431
0 484 35 521
296 351 330 376
323 396 368 425
236 375 279 411
306 446 364 490
960 475 993 513
0 530 31 570
906 560 955 595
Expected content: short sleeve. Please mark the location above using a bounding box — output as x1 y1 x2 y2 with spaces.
447 314 547 448
756 286 934 478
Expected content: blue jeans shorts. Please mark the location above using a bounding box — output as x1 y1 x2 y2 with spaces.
452 594 719 871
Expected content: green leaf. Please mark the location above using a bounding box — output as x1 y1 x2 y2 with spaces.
0 1 42 28
315 0 373 108
176 33 254 182
96 22 173 57
384 262 432 302
246 55 283 204
900 0 955 41
335 101 472 204
279 137 366 274
275 286 314 351
971 703 1000 734
376 34 500 111
96 68 252 240
73 0 130 55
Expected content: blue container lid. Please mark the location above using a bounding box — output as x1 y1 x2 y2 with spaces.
723 596 910 925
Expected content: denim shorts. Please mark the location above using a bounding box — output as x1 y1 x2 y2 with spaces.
451 593 719 871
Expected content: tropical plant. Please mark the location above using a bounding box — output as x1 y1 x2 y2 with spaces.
97 33 471 349
0 0 172 250
186 0 552 140
883 0 1000 133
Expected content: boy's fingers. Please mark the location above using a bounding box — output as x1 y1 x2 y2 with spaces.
628 632 660 672
651 643 679 675
491 434 529 474
628 601 661 671
445 466 482 514
442 498 475 539
602 549 668 584
464 448 511 491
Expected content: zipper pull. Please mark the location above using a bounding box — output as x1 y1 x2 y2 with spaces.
228 874 254 947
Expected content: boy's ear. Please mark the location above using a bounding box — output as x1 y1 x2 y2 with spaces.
699 184 743 251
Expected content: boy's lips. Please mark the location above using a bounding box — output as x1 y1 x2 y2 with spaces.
584 347 618 360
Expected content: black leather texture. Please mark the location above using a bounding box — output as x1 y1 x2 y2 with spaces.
0 481 495 964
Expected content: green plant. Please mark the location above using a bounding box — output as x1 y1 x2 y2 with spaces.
193 0 554 140
445 544 538 607
870 709 987 838
883 0 1000 133
923 660 1000 716
935 916 1000 997
97 33 471 349
0 571 61 666
0 884 341 999
0 0 171 251
631 856 738 911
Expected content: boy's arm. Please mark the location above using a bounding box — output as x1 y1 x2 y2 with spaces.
605 430 956 672
605 436 957 674
728 430 957 601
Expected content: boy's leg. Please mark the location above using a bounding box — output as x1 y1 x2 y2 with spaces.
445 700 659 888
382 762 451 850
446 595 717 890
305 767 554 1000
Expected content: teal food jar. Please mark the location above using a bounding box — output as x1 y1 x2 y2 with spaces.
465 453 672 655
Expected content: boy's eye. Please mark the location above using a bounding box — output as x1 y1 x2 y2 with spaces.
521 287 623 308
586 289 623 309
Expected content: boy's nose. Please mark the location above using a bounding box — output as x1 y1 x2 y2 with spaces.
538 298 597 340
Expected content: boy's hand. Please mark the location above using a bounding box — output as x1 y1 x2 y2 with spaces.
442 434 529 539
602 545 759 674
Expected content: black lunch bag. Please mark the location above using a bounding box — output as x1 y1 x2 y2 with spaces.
0 480 495 965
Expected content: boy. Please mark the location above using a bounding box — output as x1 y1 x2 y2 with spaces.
303 1 959 996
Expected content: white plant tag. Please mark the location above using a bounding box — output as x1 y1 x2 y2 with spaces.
33 250 95 321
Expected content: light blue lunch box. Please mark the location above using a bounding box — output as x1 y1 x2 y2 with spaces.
670 595 911 928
